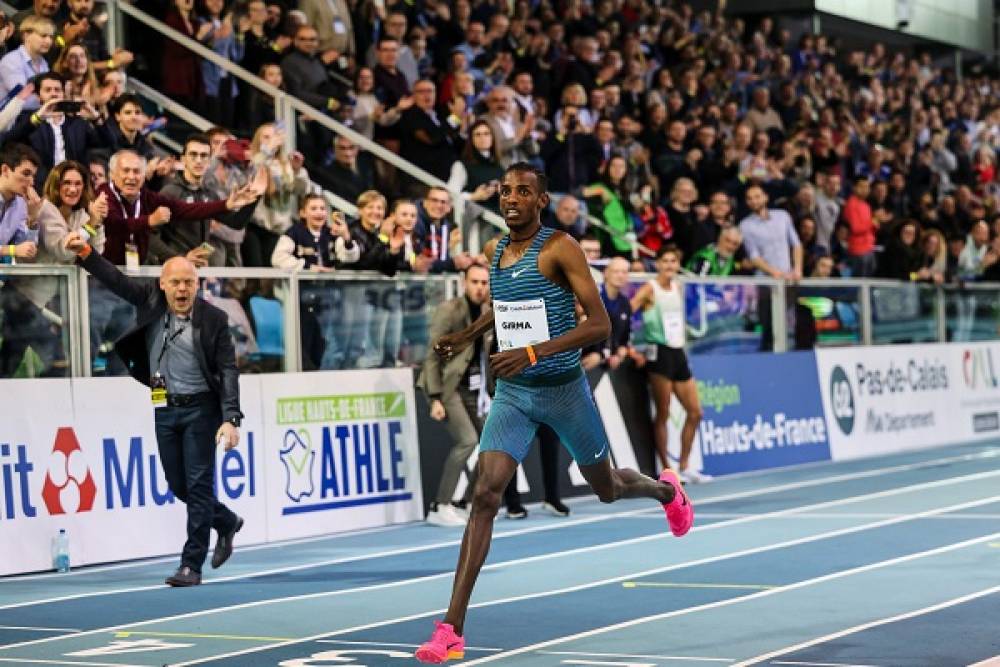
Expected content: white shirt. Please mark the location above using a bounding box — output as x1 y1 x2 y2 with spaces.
47 116 66 165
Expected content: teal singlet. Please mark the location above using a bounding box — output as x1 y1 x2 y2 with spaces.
489 226 581 384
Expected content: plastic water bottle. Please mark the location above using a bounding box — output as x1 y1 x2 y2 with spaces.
52 529 70 573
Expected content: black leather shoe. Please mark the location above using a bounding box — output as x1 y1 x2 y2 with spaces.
165 566 201 587
211 516 244 569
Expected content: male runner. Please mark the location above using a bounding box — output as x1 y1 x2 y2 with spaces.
415 163 694 664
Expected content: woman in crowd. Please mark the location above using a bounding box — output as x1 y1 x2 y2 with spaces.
243 122 310 268
162 0 205 111
583 154 634 259
199 0 246 128
878 219 923 281
351 66 408 142
53 44 102 109
447 119 503 215
919 228 948 284
630 245 708 484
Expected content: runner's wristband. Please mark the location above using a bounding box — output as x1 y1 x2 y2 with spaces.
7 244 14 257
526 345 537 365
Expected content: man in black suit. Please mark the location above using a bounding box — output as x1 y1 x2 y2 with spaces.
5 72 112 188
64 233 244 587
398 79 460 193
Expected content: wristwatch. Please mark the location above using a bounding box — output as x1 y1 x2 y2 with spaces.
227 416 242 428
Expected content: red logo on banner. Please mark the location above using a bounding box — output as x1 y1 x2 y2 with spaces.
41 428 97 515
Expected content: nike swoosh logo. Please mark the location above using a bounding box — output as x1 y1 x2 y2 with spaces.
594 444 606 460
511 268 527 278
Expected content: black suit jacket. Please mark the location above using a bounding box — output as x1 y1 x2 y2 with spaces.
79 251 243 422
397 106 460 182
6 111 113 187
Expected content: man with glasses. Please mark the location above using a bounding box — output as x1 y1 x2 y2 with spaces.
149 135 249 267
281 25 347 115
0 15 53 110
324 135 374 204
299 0 354 68
367 12 417 87
398 79 461 188
415 185 475 273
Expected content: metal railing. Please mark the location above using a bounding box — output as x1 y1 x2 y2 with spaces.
126 78 360 217
109 1 508 249
3 264 998 380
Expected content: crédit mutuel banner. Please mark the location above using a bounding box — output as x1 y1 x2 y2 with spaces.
0 370 422 576
816 342 1000 460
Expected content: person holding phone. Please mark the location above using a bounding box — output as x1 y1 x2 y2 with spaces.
5 72 112 189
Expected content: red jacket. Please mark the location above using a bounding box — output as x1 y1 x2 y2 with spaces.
842 195 875 257
99 183 229 265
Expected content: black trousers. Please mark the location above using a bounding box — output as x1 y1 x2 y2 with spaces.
154 396 238 572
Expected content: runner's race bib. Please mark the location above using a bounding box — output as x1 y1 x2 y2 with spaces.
662 310 685 348
494 299 551 351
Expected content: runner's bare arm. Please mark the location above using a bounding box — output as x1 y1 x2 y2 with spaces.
532 234 610 361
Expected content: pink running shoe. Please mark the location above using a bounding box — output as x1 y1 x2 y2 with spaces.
659 469 694 537
415 620 465 664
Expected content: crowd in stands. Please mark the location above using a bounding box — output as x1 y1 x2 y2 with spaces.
0 0 999 375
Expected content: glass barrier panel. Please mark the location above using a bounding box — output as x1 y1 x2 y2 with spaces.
298 276 450 371
616 277 768 354
945 287 1000 342
0 271 72 378
203 276 292 373
794 283 862 348
88 273 293 376
870 283 938 345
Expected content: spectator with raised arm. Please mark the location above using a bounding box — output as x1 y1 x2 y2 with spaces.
0 15 53 110
99 149 263 266
4 71 112 188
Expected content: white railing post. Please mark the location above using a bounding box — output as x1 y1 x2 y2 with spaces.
277 94 297 158
106 0 124 55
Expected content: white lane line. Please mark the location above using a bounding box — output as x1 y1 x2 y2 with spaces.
314 640 502 652
6 451 999 613
967 656 1000 667
5 474 999 661
458 531 1000 665
0 660 152 667
734 584 1000 666
540 650 733 662
3 447 990 590
770 662 878 667
0 626 80 633
0 524 402 583
165 491 1000 666
696 512 1000 521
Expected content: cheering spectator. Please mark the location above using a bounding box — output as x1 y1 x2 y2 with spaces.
199 0 247 129
0 16 53 110
447 119 502 214
5 72 111 188
151 134 254 267
98 149 262 266
877 219 922 281
397 79 461 188
244 122 308 267
321 134 374 206
162 0 204 111
271 193 358 271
